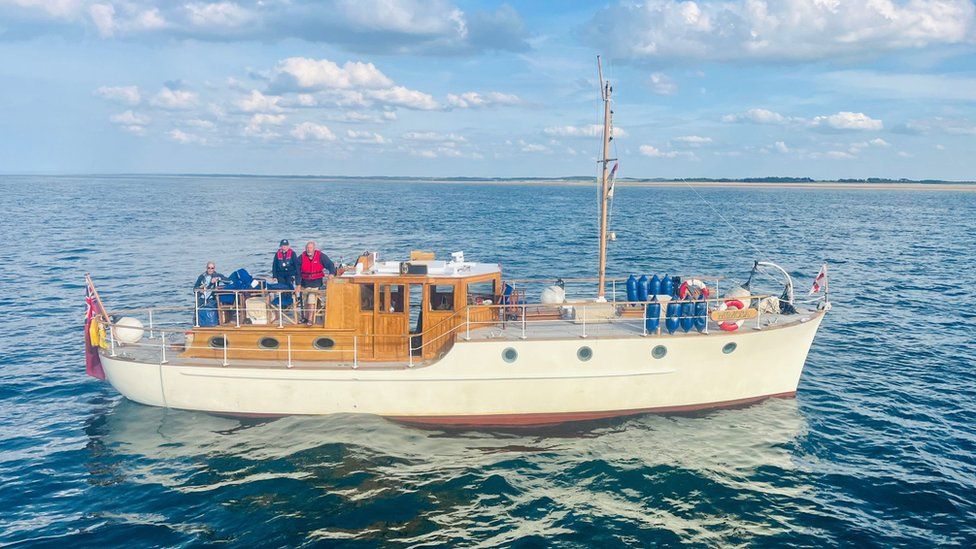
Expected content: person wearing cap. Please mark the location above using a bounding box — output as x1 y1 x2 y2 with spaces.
193 261 226 304
297 241 337 325
271 239 300 288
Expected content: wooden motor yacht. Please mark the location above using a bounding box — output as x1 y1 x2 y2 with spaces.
85 58 829 427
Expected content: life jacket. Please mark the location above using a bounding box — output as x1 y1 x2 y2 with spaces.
300 250 326 280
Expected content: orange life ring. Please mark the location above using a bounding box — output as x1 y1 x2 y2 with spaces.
718 299 745 332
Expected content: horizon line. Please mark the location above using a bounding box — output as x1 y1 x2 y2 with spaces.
2 173 975 184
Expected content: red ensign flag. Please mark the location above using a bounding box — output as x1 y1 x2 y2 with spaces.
85 281 106 380
809 264 828 295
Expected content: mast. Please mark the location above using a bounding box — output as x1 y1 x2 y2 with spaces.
596 56 614 300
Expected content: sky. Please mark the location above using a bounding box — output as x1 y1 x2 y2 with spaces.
1 0 975 179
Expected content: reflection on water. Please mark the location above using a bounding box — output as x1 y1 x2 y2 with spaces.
83 399 809 545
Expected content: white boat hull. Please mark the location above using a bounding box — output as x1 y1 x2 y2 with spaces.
100 311 824 426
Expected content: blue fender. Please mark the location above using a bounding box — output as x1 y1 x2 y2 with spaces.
645 301 661 333
680 302 694 333
666 302 680 334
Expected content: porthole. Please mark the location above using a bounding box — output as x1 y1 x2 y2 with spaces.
577 346 593 362
208 336 227 349
651 345 667 359
722 342 737 354
313 337 336 350
258 337 279 350
502 347 518 363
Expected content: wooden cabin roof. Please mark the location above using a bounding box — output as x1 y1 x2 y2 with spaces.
340 259 500 281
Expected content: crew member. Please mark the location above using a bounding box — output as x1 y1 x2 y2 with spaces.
194 261 226 304
271 239 300 288
297 241 337 325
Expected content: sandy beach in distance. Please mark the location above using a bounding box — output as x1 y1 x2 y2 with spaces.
438 179 976 192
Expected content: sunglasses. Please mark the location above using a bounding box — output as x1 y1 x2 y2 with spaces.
207 267 216 271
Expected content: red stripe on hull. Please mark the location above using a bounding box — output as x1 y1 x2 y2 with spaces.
388 391 797 428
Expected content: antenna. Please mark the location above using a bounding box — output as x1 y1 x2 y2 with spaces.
597 55 605 100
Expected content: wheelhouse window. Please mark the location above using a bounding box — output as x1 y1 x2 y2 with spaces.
379 284 405 313
467 280 496 305
429 284 456 311
360 283 375 311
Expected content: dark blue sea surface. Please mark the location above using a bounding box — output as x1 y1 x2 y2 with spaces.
1 175 974 547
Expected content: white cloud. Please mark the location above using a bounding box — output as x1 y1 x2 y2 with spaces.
585 0 976 63
167 128 205 144
809 150 855 160
2 0 530 54
869 138 891 148
88 3 116 37
811 112 883 131
346 130 388 144
291 122 337 141
774 141 789 153
244 113 286 136
365 86 439 110
402 131 466 143
446 91 521 108
150 87 199 109
131 7 166 30
898 151 914 158
672 135 711 146
95 85 141 105
543 124 628 138
517 139 549 153
649 72 676 95
722 108 788 125
109 110 149 125
186 118 215 129
270 57 393 92
639 144 692 158
183 1 252 28
235 90 282 113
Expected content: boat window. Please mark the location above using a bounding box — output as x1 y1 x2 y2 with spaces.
722 342 737 354
577 346 593 362
258 337 279 349
652 345 667 359
379 284 405 313
360 283 375 311
467 280 496 305
313 337 336 350
429 284 455 311
502 347 518 363
209 336 227 349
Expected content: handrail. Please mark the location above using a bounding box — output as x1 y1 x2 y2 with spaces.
507 275 726 283
98 290 818 370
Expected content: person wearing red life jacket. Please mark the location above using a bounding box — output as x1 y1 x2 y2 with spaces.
297 240 337 325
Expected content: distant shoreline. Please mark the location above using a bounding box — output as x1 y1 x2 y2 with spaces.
3 173 976 191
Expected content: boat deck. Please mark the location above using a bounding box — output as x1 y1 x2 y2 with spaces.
104 309 811 371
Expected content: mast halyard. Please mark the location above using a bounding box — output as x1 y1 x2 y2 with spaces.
596 56 615 300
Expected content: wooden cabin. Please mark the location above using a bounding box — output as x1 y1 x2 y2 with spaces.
183 253 503 364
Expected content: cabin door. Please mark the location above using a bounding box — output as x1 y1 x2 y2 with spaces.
408 283 424 356
374 283 408 360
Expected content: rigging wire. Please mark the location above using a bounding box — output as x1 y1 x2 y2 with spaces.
682 181 769 260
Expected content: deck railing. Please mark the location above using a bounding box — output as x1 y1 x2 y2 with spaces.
97 290 815 370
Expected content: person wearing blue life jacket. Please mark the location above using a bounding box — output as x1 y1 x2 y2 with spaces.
271 239 300 288
193 261 226 305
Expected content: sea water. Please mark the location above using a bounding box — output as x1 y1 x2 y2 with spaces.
0 175 974 546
